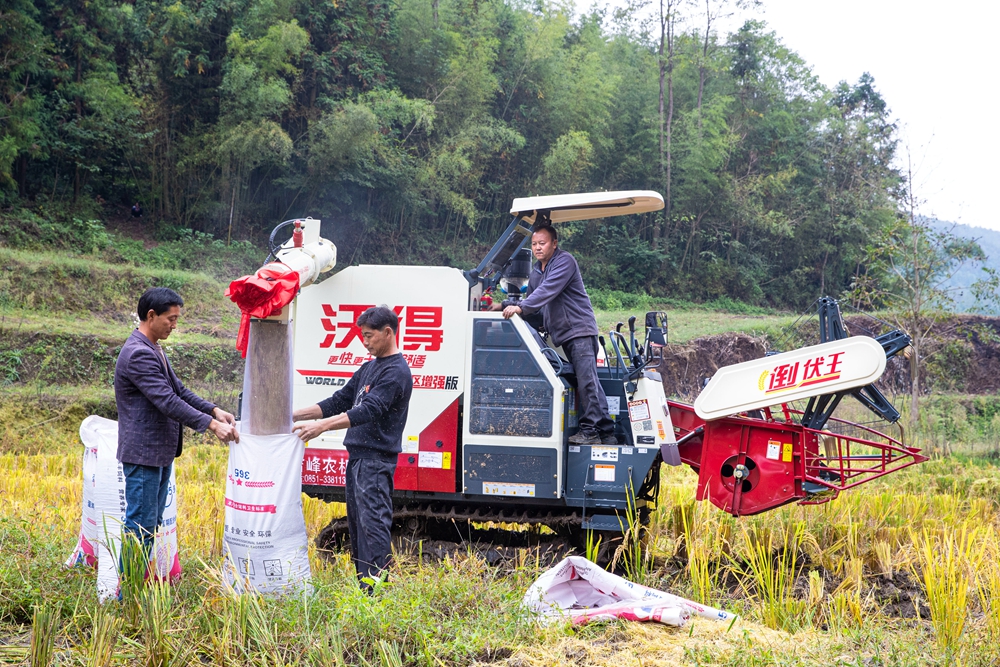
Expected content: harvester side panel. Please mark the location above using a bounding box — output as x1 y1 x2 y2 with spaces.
294 265 469 493
462 314 567 498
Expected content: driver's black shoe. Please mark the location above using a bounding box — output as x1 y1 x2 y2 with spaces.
568 431 601 445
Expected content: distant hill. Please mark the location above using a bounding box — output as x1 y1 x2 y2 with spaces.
925 218 1000 313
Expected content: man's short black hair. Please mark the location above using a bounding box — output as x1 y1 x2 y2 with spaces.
137 287 184 321
532 222 558 242
357 306 399 334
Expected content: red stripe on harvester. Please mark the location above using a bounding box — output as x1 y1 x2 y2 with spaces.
296 370 356 377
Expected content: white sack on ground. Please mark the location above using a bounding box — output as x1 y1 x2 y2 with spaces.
222 430 311 595
524 556 736 626
65 435 98 567
82 416 182 602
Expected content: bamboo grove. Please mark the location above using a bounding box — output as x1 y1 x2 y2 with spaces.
1 0 902 306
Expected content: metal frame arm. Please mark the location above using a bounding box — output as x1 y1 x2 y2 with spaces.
804 297 911 430
465 217 533 285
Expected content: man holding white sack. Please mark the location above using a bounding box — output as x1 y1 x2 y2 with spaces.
115 287 240 583
293 306 413 591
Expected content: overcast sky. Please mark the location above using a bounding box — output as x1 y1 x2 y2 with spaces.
581 0 1000 231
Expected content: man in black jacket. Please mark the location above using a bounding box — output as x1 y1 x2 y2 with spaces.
293 306 413 590
115 287 239 578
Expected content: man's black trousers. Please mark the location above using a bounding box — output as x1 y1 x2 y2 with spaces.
563 335 615 438
345 456 395 589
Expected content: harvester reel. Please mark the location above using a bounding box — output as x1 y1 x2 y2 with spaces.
801 297 909 430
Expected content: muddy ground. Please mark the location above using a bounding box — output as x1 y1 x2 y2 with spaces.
321 535 932 623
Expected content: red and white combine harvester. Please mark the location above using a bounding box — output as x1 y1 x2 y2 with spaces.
230 191 927 551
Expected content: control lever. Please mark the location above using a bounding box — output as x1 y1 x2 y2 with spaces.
627 315 641 366
609 329 647 389
607 330 628 379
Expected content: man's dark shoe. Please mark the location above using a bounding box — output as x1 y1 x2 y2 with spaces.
568 431 601 445
600 433 619 445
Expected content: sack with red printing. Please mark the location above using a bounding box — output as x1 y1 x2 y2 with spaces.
524 556 736 627
81 416 182 603
65 428 99 567
222 431 311 594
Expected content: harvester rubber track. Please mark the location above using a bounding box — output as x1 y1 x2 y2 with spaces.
316 501 584 551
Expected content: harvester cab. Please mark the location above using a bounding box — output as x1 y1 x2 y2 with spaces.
238 190 926 555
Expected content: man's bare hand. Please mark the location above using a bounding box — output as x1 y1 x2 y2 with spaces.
209 419 240 443
213 407 236 426
293 412 350 441
293 418 331 442
502 305 523 319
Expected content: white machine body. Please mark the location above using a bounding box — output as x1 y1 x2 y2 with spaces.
287 191 668 505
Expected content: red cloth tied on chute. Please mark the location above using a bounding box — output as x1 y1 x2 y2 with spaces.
226 263 300 357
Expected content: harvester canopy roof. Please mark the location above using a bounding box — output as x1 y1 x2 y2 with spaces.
510 191 664 224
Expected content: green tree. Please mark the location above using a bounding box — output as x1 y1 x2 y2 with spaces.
851 155 995 430
535 130 594 194
215 20 309 237
0 0 49 197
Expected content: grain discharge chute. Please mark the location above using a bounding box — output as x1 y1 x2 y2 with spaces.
236 192 927 555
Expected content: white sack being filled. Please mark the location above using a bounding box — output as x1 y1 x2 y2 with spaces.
222 430 311 595
524 556 736 626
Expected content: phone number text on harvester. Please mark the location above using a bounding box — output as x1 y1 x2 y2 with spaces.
303 452 348 486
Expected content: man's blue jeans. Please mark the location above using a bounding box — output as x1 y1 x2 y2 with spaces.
120 462 173 580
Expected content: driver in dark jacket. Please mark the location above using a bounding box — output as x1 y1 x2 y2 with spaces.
502 223 616 445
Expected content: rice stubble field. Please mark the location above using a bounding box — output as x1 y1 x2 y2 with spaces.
3 427 1000 665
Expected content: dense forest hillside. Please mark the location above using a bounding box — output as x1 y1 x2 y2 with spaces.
0 0 911 306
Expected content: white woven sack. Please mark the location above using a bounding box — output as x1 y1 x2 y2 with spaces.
222 431 311 595
525 556 736 625
83 416 182 602
65 431 99 567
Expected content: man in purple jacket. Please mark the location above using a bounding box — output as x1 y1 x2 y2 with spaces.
292 306 413 591
503 223 616 445
115 287 239 578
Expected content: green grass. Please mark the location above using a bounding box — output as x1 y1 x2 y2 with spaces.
0 308 235 345
6 442 1000 664
595 308 796 344
0 246 239 331
0 516 544 666
0 207 263 282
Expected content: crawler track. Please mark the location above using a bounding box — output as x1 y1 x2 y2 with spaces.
315 501 636 568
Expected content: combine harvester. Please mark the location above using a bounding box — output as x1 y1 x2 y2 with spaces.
230 191 927 556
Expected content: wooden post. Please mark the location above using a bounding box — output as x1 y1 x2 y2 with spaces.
245 319 293 436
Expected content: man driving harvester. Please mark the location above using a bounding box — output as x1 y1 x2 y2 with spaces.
502 222 617 445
